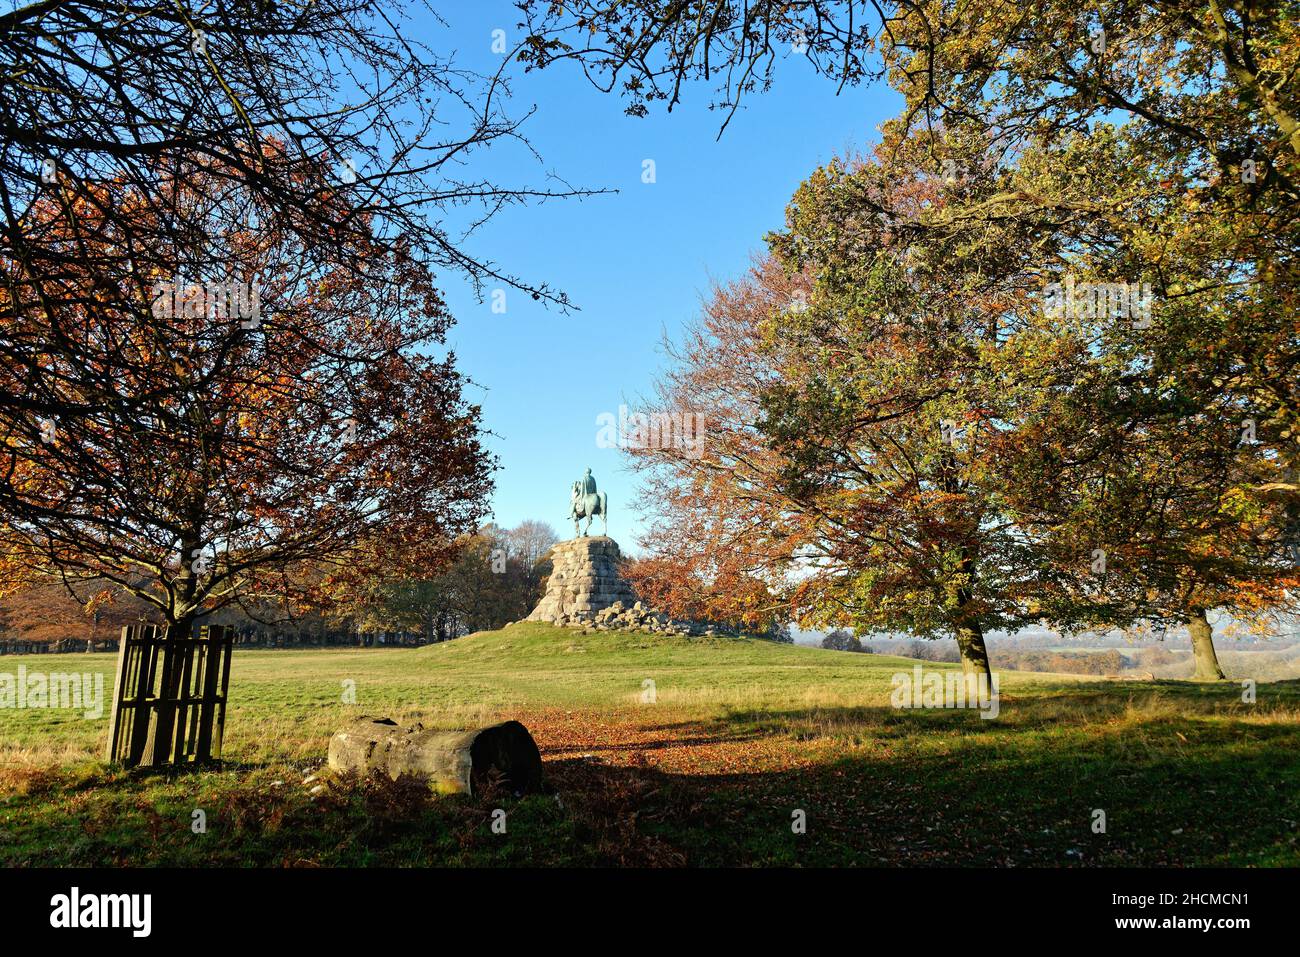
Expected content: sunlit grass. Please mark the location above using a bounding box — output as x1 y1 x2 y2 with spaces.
2 622 1297 866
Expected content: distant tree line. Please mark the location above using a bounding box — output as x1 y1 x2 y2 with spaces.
0 521 559 652
993 650 1128 676
820 633 1166 677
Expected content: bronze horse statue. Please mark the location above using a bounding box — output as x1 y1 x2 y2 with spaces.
569 481 608 537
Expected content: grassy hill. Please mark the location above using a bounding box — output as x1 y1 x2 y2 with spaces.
2 622 1298 866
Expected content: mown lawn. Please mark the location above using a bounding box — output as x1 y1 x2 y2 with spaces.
1 622 1297 866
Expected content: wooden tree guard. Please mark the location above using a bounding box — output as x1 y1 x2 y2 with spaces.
105 623 234 767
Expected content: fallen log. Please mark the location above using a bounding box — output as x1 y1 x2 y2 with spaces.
328 717 543 796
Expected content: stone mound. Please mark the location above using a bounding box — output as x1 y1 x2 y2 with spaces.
525 536 636 622
523 536 739 637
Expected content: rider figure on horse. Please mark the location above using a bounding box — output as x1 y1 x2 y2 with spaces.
570 468 608 537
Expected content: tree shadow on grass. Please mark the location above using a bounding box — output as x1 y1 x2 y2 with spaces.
541 691 1300 867
700 678 1300 743
543 730 768 756
6 683 1298 866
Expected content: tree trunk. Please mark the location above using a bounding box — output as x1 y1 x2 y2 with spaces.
949 545 990 681
1188 607 1227 681
955 624 992 681
328 717 544 796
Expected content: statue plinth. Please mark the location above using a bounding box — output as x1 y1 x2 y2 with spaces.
525 536 637 624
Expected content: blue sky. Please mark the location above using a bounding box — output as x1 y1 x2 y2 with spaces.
424 3 901 549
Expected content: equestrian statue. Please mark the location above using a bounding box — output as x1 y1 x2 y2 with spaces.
569 467 608 537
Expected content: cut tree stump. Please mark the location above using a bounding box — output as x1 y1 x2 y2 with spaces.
327 717 543 796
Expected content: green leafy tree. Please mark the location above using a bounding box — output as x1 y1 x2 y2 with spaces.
630 130 1113 678
821 629 862 652
979 127 1300 679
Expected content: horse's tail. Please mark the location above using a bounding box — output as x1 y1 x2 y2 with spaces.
600 491 608 517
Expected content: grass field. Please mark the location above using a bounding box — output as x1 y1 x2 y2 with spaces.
2 622 1298 866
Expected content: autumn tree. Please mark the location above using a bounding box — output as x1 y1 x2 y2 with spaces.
765 140 1127 677
399 523 553 637
0 158 492 663
627 130 1106 676
535 2 1299 665
343 574 462 644
638 128 1292 679
328 521 559 642
1018 345 1298 679
941 118 1300 678
2 0 592 527
883 19 1300 673
622 553 791 637
621 254 807 642
0 578 156 646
